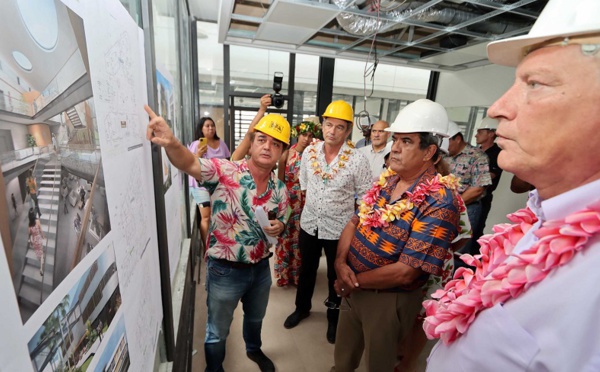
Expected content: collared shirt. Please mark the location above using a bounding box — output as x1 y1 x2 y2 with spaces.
427 178 600 372
347 166 460 291
359 142 392 181
484 143 503 193
198 158 289 263
299 141 372 240
445 143 492 195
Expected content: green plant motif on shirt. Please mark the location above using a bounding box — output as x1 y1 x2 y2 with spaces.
235 248 248 263
239 175 256 190
202 181 219 194
212 199 227 214
240 191 254 219
236 228 262 247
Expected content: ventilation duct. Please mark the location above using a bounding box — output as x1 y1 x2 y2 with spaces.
333 0 527 38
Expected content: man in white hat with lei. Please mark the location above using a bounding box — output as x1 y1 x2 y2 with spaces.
333 99 461 372
424 0 600 370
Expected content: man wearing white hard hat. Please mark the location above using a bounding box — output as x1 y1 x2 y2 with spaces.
333 99 461 372
445 121 492 263
424 0 600 370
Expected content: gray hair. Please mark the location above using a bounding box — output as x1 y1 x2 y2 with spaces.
418 132 442 161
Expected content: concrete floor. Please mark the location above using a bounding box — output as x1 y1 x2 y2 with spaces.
191 256 434 372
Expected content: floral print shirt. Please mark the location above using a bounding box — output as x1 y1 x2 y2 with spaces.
299 141 372 240
199 158 289 263
347 166 461 291
445 143 492 195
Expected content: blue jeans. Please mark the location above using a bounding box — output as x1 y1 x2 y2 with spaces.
204 258 272 372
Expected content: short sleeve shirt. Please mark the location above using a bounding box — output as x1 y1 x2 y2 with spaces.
347 167 460 291
359 142 392 181
445 144 492 195
187 140 231 188
198 158 289 263
299 141 372 240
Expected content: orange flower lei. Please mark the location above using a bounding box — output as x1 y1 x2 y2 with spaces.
308 139 355 181
358 168 460 228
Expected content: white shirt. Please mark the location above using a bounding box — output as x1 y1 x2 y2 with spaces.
299 141 372 240
427 178 600 372
358 142 392 181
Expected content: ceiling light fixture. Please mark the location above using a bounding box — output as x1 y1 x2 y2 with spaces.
17 0 59 51
13 51 33 71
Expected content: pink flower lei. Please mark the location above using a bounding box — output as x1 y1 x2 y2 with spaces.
423 201 600 345
358 168 461 229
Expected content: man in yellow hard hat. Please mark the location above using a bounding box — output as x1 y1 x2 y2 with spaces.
146 106 290 372
284 100 372 344
425 0 600 370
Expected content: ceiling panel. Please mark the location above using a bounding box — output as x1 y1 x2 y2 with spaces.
209 0 548 71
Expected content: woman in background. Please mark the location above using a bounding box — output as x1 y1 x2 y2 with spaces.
188 117 230 246
274 117 321 287
28 214 46 276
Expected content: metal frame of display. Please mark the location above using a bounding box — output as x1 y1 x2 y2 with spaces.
141 0 175 362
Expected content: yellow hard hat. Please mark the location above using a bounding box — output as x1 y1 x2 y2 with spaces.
322 100 354 123
254 113 290 145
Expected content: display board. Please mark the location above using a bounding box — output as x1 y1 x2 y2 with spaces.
0 0 164 370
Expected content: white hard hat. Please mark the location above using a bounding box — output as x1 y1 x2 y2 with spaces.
488 0 600 67
478 117 499 131
447 121 461 138
440 137 450 155
386 99 449 137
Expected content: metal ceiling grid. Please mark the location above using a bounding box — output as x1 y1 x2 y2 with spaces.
219 0 548 71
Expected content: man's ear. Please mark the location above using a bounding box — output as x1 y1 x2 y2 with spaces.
423 144 437 162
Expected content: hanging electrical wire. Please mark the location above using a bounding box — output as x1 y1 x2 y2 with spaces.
357 0 382 131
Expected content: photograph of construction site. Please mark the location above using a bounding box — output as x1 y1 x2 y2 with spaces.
27 245 122 372
0 0 111 322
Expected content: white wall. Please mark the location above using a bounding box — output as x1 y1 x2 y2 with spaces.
436 64 515 108
0 120 28 150
437 64 528 232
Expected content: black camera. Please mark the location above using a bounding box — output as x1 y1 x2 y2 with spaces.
270 71 285 109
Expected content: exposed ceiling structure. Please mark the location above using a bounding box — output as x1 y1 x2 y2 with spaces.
214 0 548 71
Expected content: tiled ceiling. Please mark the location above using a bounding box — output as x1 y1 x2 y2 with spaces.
216 0 548 71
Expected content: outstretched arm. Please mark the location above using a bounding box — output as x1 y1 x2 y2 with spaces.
231 94 271 161
145 105 202 180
